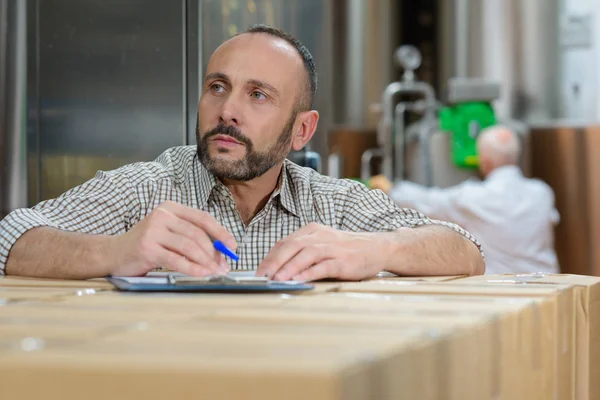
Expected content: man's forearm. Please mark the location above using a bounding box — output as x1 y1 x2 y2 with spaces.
4 227 116 279
383 225 485 276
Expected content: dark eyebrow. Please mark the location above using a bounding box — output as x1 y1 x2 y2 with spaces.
205 73 280 98
248 79 280 97
204 72 230 84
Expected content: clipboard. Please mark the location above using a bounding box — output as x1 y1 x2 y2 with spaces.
105 274 315 293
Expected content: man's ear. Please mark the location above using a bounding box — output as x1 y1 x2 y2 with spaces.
478 155 491 177
291 110 319 151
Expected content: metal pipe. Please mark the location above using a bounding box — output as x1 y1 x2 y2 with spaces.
0 0 7 215
379 80 437 180
419 111 438 187
4 0 27 213
360 148 383 183
377 82 401 180
454 0 470 77
393 97 440 186
393 103 407 181
345 0 367 125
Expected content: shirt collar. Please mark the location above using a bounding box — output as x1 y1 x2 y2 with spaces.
275 159 299 217
194 156 299 217
194 155 219 208
486 165 522 181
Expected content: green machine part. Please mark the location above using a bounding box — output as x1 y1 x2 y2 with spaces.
439 102 497 169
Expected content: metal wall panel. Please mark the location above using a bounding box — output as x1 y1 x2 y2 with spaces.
26 0 39 206
0 0 28 216
19 0 338 205
186 0 199 146
33 0 187 201
438 0 561 122
0 0 7 216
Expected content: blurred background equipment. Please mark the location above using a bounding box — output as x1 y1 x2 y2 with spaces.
0 0 555 212
0 0 334 215
360 44 439 186
358 46 510 188
0 0 27 218
2 0 600 275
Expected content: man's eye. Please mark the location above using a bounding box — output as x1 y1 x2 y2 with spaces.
251 91 267 100
211 84 225 93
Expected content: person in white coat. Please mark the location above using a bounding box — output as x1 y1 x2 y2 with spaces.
369 125 560 274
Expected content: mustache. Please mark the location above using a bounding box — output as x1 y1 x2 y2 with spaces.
203 124 252 146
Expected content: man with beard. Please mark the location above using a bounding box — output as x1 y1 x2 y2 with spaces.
0 25 484 281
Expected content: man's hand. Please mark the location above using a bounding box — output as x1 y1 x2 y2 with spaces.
256 223 392 282
109 201 237 277
368 175 393 194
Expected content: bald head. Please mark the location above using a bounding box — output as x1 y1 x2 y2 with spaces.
235 25 317 111
477 126 521 175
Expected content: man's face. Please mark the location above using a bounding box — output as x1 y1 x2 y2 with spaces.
196 33 306 181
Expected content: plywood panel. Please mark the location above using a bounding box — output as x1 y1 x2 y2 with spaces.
328 127 378 179
530 127 591 275
584 127 600 276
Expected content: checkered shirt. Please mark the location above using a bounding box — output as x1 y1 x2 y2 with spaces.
0 146 483 274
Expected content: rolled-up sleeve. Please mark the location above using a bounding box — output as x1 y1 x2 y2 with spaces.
338 184 484 258
0 170 139 274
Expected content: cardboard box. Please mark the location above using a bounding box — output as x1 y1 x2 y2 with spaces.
0 348 376 400
0 288 497 399
96 326 445 400
69 314 490 400
335 281 576 400
0 275 575 400
454 273 600 400
0 295 454 400
0 287 98 303
363 272 467 282
0 276 113 290
186 304 530 399
0 304 375 399
274 293 541 400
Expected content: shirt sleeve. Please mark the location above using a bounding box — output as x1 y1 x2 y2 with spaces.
338 183 484 258
0 170 140 275
388 180 473 224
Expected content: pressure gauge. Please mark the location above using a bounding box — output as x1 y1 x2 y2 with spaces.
394 45 422 71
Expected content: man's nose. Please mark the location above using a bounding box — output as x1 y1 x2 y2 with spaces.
219 95 242 126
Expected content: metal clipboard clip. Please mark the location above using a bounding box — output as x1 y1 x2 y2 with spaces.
166 274 271 287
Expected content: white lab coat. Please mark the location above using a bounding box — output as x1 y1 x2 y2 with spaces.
388 166 560 274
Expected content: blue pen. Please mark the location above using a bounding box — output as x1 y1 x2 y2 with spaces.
213 240 239 262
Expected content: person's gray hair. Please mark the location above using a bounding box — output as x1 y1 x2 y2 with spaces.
476 125 521 166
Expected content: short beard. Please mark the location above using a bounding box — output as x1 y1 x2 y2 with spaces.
196 111 297 181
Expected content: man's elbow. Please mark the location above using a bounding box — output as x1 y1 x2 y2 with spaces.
466 244 486 276
471 255 486 276
437 224 485 276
